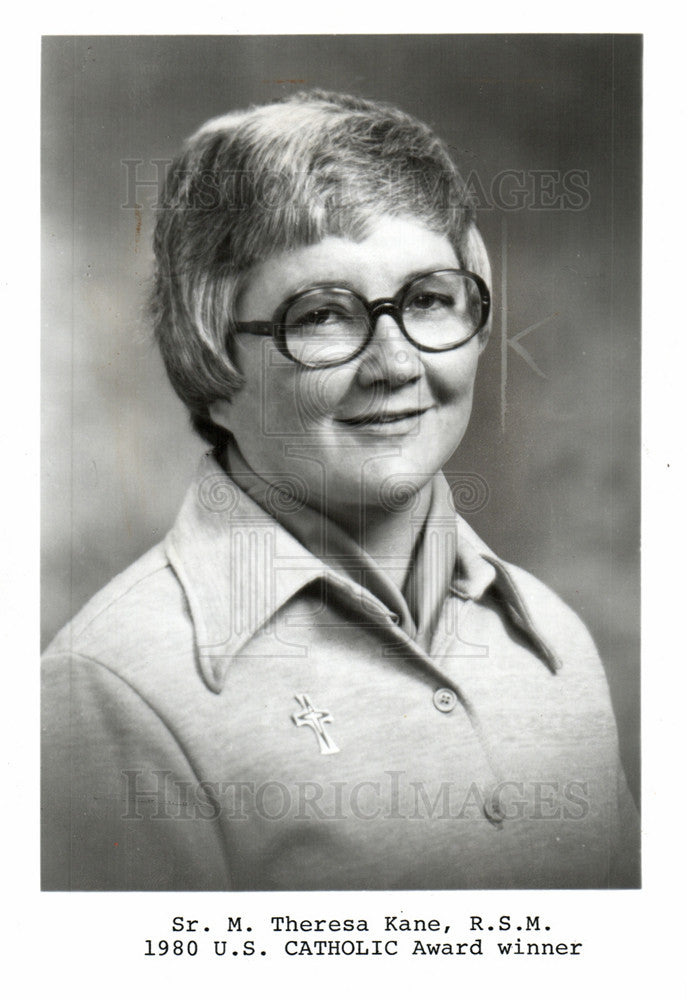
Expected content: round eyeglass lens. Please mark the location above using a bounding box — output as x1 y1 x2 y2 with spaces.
283 288 368 367
402 271 483 349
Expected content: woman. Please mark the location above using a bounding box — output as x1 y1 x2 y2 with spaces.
42 90 639 890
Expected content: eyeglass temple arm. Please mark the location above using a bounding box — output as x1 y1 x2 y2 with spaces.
233 321 274 336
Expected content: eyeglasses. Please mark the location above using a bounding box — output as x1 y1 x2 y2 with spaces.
233 268 491 369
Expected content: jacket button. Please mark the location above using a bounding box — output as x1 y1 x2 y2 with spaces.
483 798 505 828
432 688 458 713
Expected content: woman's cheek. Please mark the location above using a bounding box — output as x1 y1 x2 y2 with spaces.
293 366 356 427
425 343 480 405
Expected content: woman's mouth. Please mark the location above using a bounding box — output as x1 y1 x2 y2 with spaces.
334 407 432 429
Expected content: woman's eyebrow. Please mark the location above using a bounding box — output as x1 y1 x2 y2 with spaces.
395 263 461 287
282 263 462 301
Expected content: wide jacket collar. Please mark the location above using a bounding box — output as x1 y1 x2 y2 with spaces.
166 453 560 693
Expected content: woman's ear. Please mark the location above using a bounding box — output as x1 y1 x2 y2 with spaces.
208 399 233 432
465 223 492 351
465 222 491 284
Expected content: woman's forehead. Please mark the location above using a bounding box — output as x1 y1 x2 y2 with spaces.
237 216 460 314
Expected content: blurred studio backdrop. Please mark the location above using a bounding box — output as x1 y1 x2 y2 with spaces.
42 35 641 803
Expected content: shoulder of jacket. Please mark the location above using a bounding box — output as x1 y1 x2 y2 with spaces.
497 557 600 661
43 542 190 664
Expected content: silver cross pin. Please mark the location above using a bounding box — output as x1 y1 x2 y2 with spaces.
292 694 340 755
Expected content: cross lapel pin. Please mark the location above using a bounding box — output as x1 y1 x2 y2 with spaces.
292 694 340 755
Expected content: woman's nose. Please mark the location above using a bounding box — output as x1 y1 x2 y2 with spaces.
356 313 423 387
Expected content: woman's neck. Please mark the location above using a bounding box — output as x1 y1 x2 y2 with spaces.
221 437 434 591
321 483 433 590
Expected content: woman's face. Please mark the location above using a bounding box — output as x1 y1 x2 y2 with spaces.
211 216 485 519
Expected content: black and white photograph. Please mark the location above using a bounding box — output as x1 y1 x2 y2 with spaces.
41 35 642 894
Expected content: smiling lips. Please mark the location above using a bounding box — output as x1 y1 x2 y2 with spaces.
335 406 431 427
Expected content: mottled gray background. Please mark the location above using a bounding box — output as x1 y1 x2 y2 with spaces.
42 35 641 802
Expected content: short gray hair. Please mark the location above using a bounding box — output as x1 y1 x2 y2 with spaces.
151 90 491 446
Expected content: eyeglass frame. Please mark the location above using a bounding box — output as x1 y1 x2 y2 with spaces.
231 268 491 369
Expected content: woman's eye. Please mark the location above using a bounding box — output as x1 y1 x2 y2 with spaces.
406 292 452 312
295 307 344 327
